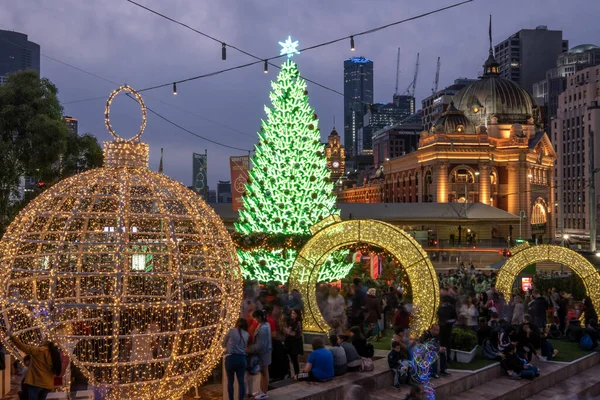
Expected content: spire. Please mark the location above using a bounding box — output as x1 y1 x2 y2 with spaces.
483 15 500 77
489 15 493 57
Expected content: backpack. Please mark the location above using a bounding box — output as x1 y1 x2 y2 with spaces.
580 334 594 351
365 343 375 358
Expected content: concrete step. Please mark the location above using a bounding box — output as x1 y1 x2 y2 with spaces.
369 386 410 399
447 352 600 400
528 363 600 400
269 352 600 400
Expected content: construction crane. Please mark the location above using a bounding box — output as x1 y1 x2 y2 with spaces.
404 53 420 98
432 57 441 94
394 47 401 95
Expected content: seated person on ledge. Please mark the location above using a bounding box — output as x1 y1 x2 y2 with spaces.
296 337 334 382
501 344 539 380
388 341 412 389
482 330 505 361
329 334 347 376
339 334 362 372
419 323 448 378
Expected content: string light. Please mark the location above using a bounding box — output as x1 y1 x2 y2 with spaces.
287 216 439 337
0 86 243 400
264 60 268 73
113 1 474 94
221 43 227 60
350 36 355 51
172 82 177 95
496 243 600 310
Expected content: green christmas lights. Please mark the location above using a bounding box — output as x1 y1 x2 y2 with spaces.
235 58 351 283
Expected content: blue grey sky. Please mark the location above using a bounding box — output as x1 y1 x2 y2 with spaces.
2 0 599 189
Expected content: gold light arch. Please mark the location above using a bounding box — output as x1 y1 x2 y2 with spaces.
288 216 439 336
497 243 600 308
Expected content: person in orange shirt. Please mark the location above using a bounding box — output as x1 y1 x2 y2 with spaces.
8 329 63 400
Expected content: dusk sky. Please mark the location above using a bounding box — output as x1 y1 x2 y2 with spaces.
2 0 599 189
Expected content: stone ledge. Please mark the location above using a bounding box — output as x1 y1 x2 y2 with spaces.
269 358 391 400
496 352 600 400
269 356 497 400
447 352 600 400
529 363 600 400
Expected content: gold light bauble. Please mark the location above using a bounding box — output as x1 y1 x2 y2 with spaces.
0 86 242 400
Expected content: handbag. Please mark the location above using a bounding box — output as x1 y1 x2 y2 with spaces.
247 354 261 375
360 357 374 372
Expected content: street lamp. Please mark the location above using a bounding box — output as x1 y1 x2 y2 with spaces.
519 210 527 241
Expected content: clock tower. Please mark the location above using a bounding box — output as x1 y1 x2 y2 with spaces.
325 127 345 182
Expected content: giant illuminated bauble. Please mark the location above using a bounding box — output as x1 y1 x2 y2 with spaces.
0 86 243 400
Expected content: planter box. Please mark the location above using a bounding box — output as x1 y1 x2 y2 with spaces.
452 346 477 363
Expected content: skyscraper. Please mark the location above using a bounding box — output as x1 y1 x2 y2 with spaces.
64 116 78 134
0 30 40 83
421 78 477 131
554 65 600 239
344 57 373 157
494 25 568 94
533 44 600 135
358 99 414 155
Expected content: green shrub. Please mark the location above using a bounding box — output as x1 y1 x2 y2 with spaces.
451 328 477 351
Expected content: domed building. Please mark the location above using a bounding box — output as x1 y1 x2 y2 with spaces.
453 52 537 127
338 23 556 244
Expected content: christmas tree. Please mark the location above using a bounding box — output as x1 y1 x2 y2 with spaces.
235 37 351 283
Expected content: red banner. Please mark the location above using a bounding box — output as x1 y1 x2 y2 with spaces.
230 156 250 212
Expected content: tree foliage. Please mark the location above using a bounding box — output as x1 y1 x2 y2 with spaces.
0 70 102 236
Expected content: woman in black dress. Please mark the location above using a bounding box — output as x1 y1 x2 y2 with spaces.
284 309 304 376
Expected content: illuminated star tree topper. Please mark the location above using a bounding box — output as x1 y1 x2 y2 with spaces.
279 35 300 58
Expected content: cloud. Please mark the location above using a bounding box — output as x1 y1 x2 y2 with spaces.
2 0 599 189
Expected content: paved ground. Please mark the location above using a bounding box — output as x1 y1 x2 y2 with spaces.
0 372 224 400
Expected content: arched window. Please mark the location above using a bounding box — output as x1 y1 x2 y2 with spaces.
531 203 547 225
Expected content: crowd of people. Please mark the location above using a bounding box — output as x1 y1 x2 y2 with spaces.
222 281 389 400
225 265 600 398
6 265 599 400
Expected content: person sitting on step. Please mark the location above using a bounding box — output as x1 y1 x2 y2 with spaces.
501 344 539 380
388 341 412 389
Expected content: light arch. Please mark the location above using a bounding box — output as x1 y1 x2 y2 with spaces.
497 243 600 309
288 216 440 336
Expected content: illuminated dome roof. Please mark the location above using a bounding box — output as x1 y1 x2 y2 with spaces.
0 86 242 400
432 102 476 134
453 40 536 125
567 44 599 54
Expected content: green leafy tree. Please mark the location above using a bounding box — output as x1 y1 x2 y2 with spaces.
0 70 102 235
235 59 351 283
